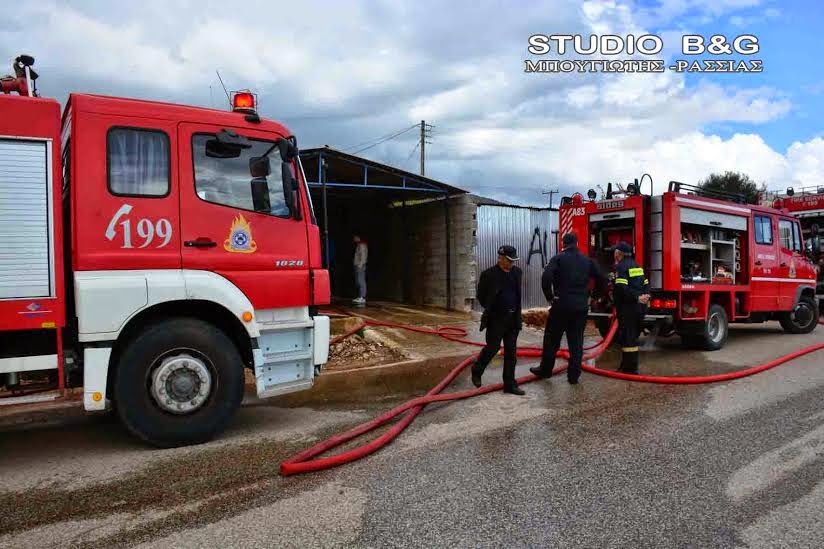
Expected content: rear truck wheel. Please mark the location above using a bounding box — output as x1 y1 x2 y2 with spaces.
698 304 729 351
113 318 245 448
779 295 819 334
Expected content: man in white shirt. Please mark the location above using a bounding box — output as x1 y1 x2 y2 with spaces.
353 235 368 305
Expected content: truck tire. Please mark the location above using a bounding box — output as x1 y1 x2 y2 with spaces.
113 317 245 448
698 304 729 351
778 295 819 334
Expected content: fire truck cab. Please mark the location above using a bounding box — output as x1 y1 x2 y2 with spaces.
559 179 819 351
0 55 331 446
770 185 824 310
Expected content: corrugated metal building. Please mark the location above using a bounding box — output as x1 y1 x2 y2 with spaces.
472 196 558 311
298 146 559 312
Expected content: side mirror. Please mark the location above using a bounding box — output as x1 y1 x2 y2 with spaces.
251 178 271 213
277 137 299 161
281 161 302 220
249 155 270 177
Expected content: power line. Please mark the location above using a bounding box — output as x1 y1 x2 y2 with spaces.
344 124 417 154
405 140 421 167
350 125 418 155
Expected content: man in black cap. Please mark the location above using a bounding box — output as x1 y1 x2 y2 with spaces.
610 241 650 374
471 244 525 395
530 233 607 384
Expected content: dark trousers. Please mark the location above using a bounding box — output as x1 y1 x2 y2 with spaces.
539 307 587 382
617 307 643 373
473 313 519 387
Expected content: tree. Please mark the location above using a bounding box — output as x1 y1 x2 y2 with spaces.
697 171 766 204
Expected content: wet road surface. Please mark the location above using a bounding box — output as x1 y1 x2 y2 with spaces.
1 322 823 548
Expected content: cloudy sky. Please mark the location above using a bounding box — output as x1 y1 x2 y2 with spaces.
2 0 823 206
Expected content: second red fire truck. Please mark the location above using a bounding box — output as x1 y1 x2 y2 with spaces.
769 186 824 310
559 179 819 350
1 55 331 446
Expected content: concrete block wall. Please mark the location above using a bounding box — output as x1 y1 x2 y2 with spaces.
384 194 477 311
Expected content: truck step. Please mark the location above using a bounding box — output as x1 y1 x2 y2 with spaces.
0 389 62 407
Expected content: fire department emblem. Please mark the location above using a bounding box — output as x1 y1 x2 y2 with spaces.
224 214 257 254
789 258 796 278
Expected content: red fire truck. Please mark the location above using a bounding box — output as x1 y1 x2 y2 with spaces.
0 55 331 446
770 186 824 310
558 178 819 350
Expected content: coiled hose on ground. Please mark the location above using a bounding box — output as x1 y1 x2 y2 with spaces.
280 315 824 476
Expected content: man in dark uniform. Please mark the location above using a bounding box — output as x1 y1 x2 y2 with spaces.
611 241 650 374
530 233 607 384
471 245 525 395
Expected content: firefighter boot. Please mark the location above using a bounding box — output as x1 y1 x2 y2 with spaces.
470 361 483 388
503 383 526 396
618 347 640 375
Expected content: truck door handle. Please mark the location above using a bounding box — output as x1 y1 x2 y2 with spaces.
185 238 217 248
755 261 762 266
780 262 787 267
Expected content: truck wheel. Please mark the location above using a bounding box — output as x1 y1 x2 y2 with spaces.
779 295 818 334
113 318 244 448
699 304 729 351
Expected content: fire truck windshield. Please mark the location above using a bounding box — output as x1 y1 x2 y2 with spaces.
193 133 291 217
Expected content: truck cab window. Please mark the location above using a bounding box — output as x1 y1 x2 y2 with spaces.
792 221 803 252
754 216 772 245
778 219 795 250
192 133 290 218
107 128 170 196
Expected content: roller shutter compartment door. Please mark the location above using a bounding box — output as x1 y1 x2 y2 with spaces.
0 139 51 299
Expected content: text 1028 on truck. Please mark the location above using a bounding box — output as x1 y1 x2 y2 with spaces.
558 178 819 351
0 55 331 446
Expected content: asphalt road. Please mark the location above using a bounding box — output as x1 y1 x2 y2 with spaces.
1 322 823 548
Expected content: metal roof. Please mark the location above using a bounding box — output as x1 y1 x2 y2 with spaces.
470 194 557 211
299 146 467 196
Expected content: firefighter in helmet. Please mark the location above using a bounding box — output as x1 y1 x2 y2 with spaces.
610 241 650 374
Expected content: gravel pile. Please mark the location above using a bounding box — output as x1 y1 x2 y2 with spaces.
326 334 406 371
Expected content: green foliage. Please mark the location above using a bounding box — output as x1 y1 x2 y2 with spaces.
697 171 765 204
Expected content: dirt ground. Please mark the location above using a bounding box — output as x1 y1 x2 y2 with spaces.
325 334 407 371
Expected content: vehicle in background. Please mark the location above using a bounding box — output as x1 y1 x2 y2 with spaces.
558 178 818 351
768 186 824 310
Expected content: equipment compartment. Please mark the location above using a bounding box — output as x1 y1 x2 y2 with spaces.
680 223 743 285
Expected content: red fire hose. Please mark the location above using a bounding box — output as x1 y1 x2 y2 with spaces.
280 315 824 476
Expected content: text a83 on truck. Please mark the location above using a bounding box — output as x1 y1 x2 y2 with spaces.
558 178 819 351
0 55 331 447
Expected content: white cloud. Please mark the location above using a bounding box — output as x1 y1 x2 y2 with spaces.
0 0 816 206
634 0 764 27
785 138 824 186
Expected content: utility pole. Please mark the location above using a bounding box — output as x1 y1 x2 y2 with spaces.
542 187 560 254
419 120 433 176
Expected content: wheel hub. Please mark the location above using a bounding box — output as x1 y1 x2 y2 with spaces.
708 314 723 342
792 302 814 327
150 353 212 414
